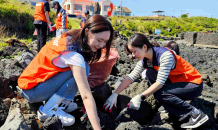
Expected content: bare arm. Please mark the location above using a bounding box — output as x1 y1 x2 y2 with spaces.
69 65 101 130
115 61 144 94
115 78 163 98
142 82 163 97
45 11 51 25
115 77 132 94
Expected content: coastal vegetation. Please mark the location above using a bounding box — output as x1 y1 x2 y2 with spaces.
1 0 218 48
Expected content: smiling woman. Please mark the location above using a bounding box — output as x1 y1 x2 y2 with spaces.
18 15 114 129
87 30 110 52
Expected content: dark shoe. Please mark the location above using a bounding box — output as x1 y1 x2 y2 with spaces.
158 106 167 113
181 110 209 129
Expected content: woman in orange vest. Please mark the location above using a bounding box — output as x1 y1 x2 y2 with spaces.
34 0 52 52
103 33 208 129
51 1 67 36
18 15 114 129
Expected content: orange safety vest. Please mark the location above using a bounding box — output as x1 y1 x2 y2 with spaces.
34 0 49 23
80 17 86 28
56 8 67 29
18 34 83 90
152 47 202 84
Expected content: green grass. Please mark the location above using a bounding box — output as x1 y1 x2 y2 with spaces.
111 16 218 37
3 0 218 50
67 18 80 29
0 0 74 49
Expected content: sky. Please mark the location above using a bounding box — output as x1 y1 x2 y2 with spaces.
56 0 218 18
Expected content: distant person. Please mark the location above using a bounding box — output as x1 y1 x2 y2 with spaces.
52 1 67 37
79 11 89 29
165 41 180 55
34 0 52 52
18 15 114 128
151 41 180 55
104 33 208 129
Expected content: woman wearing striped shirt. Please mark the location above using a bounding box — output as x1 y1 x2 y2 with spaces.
104 33 208 129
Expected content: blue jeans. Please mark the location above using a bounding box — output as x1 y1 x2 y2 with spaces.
56 29 67 37
21 63 90 103
146 68 203 118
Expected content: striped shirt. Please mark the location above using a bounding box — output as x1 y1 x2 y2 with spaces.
61 8 67 29
127 50 176 85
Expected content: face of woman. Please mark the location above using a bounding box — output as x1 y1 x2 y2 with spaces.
87 31 110 52
128 45 146 60
54 4 58 9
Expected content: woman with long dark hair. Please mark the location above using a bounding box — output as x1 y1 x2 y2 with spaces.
18 15 114 129
104 33 208 129
52 1 68 36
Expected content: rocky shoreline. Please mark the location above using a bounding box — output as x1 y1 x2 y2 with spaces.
0 34 218 130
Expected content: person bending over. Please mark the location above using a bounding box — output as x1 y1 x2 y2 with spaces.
104 33 208 129
18 15 114 129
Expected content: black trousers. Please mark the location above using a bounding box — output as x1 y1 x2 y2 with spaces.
146 67 203 118
35 24 47 52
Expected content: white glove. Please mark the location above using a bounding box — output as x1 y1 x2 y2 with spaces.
103 92 118 112
128 94 142 110
48 24 52 32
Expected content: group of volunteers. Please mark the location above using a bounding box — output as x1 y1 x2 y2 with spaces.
34 0 75 52
18 0 209 129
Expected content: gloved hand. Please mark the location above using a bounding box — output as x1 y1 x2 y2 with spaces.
127 94 143 110
48 24 52 32
103 92 118 112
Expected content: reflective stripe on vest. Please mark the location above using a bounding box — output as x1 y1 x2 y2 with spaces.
153 47 202 84
18 34 82 90
56 8 67 29
34 0 48 22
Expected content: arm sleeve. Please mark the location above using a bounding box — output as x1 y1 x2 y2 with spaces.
127 61 145 82
59 52 86 68
61 10 67 29
156 51 176 85
44 2 50 12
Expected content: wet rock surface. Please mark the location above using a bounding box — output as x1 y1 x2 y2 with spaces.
0 35 218 130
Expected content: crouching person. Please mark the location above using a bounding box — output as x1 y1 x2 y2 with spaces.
18 14 114 129
104 33 208 129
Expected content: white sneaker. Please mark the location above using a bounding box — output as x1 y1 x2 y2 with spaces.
59 99 78 113
37 104 75 126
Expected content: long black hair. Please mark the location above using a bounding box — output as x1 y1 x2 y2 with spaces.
55 2 62 18
64 15 114 64
124 33 153 68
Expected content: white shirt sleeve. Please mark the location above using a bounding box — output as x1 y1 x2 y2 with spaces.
53 51 86 68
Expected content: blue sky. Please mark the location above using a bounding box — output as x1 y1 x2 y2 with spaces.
56 0 218 18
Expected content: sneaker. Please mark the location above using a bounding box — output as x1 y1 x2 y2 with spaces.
158 106 167 113
181 110 209 129
37 104 75 126
59 99 78 113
